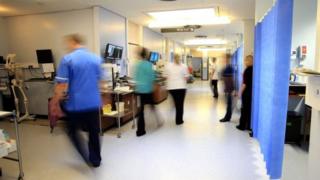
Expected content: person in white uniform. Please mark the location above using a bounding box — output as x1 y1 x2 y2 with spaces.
210 58 219 98
165 54 189 125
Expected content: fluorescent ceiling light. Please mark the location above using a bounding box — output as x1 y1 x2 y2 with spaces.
148 8 230 28
197 47 227 52
185 39 227 46
0 5 11 12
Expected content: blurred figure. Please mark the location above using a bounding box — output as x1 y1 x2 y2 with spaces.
54 34 102 167
134 47 156 137
165 54 189 125
210 58 219 98
187 63 195 83
237 55 253 132
220 54 235 123
188 63 193 75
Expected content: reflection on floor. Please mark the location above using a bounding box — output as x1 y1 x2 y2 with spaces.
0 81 270 180
282 144 308 180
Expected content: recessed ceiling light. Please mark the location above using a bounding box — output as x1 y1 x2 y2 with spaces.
148 8 231 28
185 39 227 46
197 47 227 52
0 5 11 12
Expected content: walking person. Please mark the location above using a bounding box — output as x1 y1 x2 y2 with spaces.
134 48 157 137
210 58 219 98
165 54 189 125
220 54 235 123
237 55 253 132
54 34 102 167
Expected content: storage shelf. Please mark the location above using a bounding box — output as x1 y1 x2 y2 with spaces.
102 110 135 118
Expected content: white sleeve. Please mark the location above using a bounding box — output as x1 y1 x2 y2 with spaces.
184 65 189 77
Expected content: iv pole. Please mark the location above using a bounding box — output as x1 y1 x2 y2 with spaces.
5 54 35 123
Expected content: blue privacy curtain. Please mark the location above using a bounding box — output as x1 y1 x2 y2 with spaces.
232 45 244 91
251 0 293 179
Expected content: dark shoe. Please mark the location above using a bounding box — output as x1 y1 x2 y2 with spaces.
176 121 184 125
236 125 245 131
91 163 101 168
220 118 230 122
88 161 101 168
136 131 146 137
249 131 253 137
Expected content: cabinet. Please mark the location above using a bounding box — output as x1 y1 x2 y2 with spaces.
20 80 54 115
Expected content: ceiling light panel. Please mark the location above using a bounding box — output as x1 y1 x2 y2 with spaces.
197 47 227 52
148 8 230 28
184 39 227 46
0 5 11 12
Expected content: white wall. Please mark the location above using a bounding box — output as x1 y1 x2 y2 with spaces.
143 27 165 58
97 7 127 58
255 0 275 23
128 21 143 45
5 9 95 66
243 19 255 57
314 0 320 71
0 17 8 56
291 0 317 69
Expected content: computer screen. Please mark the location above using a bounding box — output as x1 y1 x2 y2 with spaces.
105 44 115 59
105 44 123 61
36 49 54 64
149 52 154 61
149 52 159 63
0 56 4 64
116 48 123 59
154 53 159 61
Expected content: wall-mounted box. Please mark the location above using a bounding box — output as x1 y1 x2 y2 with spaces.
306 75 320 110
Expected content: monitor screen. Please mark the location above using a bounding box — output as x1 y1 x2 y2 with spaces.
0 56 4 64
105 44 123 60
154 53 159 61
105 44 116 59
113 46 123 59
149 52 154 61
149 52 159 63
36 49 54 64
116 48 123 59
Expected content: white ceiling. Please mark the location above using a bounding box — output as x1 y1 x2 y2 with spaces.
0 0 255 47
153 21 244 46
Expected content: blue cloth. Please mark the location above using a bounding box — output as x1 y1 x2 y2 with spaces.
222 65 235 93
252 0 293 179
222 65 234 77
55 48 102 112
134 60 156 94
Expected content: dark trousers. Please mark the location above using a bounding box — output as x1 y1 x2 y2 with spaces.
66 109 101 165
211 80 219 97
223 93 233 121
238 95 252 130
137 93 155 133
169 89 187 124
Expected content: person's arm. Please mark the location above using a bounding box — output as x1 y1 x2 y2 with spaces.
239 84 246 97
152 65 157 82
239 68 248 97
54 57 70 101
54 83 68 100
97 57 107 90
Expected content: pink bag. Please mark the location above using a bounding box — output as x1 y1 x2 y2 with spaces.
48 98 65 133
